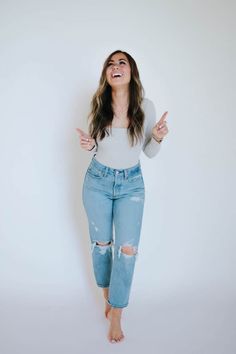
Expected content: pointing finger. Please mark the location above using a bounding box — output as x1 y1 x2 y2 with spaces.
76 128 84 136
76 128 89 138
156 111 168 126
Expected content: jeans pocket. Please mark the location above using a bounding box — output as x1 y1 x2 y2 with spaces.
128 174 143 183
87 167 103 179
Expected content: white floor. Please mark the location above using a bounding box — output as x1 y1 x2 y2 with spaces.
1 289 235 354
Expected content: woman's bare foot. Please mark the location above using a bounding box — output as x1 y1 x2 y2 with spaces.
102 288 111 319
107 308 125 343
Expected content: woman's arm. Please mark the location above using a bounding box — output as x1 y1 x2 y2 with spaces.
76 128 97 152
142 99 168 158
142 99 162 158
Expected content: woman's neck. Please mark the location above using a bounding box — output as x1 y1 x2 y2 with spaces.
111 88 129 109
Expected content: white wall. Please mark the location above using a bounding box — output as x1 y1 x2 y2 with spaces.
0 0 235 352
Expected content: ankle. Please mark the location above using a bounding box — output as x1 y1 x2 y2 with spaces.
111 308 122 319
103 287 109 300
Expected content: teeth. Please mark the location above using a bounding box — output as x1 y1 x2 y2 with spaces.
112 73 122 78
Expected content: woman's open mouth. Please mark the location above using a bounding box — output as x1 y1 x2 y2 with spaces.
111 72 123 78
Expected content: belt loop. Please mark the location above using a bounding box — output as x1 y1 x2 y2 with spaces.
103 167 107 177
106 166 109 177
124 169 128 179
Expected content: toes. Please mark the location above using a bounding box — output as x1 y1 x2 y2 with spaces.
108 333 125 343
119 334 124 342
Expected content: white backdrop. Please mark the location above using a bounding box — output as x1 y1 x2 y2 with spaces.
0 0 235 353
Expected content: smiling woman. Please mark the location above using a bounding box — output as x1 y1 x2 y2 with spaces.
87 50 147 145
107 57 130 80
76 49 169 344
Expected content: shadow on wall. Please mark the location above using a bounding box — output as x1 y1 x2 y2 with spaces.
68 89 101 306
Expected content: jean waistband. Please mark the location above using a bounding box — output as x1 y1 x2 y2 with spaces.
90 156 142 178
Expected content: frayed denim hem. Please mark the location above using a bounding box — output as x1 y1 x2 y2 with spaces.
107 300 128 308
97 284 110 288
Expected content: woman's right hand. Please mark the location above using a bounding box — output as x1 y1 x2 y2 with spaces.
76 128 96 151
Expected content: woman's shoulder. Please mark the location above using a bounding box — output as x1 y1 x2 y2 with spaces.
142 97 153 106
141 97 155 110
141 98 156 126
141 97 155 113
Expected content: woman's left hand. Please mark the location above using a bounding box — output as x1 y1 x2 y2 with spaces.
152 111 169 140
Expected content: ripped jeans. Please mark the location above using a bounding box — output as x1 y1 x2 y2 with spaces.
82 155 145 308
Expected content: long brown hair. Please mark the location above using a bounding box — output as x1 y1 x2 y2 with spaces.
88 50 145 146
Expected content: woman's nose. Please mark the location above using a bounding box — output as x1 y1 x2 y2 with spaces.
112 62 119 69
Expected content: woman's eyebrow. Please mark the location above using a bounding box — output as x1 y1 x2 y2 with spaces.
108 58 128 62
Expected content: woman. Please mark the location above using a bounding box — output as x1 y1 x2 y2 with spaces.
76 50 169 343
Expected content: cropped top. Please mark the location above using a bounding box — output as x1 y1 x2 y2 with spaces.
89 98 161 169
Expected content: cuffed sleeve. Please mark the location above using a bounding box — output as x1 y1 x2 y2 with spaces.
88 142 98 153
143 135 161 158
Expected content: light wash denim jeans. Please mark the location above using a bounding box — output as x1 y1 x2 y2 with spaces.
82 155 145 308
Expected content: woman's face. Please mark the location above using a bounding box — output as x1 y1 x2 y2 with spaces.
105 52 131 89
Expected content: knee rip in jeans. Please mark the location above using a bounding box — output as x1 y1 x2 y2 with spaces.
118 245 138 258
91 241 112 255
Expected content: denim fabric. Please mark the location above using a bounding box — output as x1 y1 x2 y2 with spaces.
82 155 145 308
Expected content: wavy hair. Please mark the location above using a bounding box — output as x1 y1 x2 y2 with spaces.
88 50 145 146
